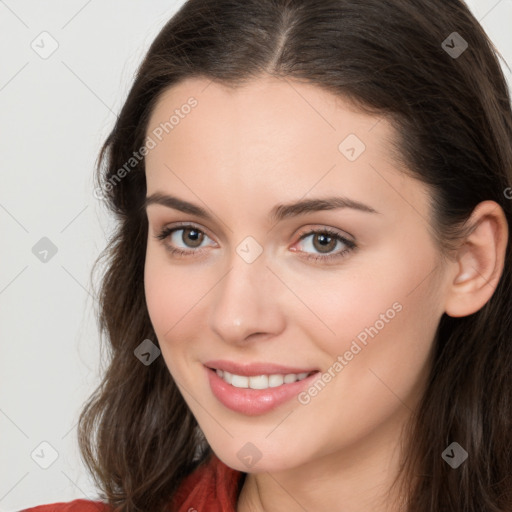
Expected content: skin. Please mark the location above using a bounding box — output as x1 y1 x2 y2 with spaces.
143 76 508 512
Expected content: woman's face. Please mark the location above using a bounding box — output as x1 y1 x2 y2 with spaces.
143 76 452 473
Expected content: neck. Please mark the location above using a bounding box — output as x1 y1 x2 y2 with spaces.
236 410 412 512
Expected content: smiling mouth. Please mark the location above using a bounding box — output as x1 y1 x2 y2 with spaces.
207 367 319 390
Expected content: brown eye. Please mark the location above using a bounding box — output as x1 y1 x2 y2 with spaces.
182 228 204 248
294 228 357 263
312 233 338 253
154 224 214 256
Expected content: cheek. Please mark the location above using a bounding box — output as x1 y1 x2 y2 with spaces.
270 255 392 339
144 245 212 363
283 248 442 452
294 242 442 386
333 284 437 388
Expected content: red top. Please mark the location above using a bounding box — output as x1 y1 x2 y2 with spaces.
21 453 245 512
170 452 245 511
20 500 110 512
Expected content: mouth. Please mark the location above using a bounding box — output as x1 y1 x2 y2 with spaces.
204 365 322 416
205 365 320 390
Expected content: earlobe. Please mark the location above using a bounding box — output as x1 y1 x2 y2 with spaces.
444 201 509 318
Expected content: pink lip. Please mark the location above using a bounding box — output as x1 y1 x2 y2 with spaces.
203 359 319 376
205 365 320 416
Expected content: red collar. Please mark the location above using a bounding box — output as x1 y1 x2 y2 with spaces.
170 452 246 511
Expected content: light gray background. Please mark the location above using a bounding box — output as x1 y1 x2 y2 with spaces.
1 1 510 510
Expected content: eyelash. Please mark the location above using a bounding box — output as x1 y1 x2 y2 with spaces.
154 223 357 263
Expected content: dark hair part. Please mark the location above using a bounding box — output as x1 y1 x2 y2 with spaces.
78 1 512 510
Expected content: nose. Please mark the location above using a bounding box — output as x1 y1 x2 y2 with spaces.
208 252 286 345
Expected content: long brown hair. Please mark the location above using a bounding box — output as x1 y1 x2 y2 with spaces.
79 1 512 510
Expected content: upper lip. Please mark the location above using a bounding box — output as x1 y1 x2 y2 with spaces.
204 359 319 377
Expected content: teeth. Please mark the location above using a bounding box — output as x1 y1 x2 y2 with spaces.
269 374 284 387
223 370 233 385
231 374 249 388
215 369 310 389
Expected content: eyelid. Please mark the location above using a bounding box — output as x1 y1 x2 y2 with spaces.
295 225 354 242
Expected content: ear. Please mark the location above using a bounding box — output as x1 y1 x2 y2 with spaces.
444 200 509 318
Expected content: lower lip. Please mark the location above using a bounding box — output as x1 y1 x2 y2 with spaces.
205 366 320 416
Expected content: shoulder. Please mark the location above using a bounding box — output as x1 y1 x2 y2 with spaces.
21 499 110 512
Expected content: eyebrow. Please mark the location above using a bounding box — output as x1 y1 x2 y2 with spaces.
144 192 379 222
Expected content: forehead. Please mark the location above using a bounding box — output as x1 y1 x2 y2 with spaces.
146 75 389 153
143 76 430 227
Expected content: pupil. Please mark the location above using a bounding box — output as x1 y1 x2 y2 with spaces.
314 233 335 253
184 228 203 247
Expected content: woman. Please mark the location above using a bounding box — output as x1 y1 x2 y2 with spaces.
24 0 511 511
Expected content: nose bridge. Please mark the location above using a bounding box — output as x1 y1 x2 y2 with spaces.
208 249 284 343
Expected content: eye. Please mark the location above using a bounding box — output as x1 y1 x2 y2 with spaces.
293 228 357 263
153 223 357 263
154 223 215 257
